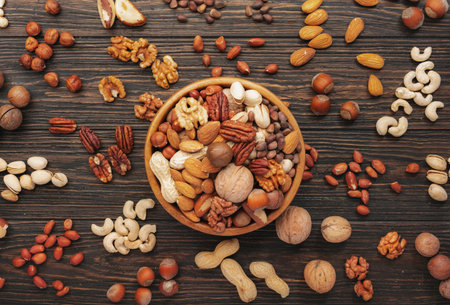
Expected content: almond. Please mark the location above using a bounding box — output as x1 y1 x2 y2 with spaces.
308 33 332 49
170 169 184 182
368 74 383 96
179 140 204 153
302 0 323 13
304 9 328 25
354 0 378 7
356 53 384 69
115 0 146 26
201 157 221 174
290 48 316 67
185 157 209 178
193 35 204 53
299 26 323 40
176 196 195 211
201 179 214 194
174 181 196 199
197 121 220 145
181 169 203 187
283 130 300 154
345 17 364 43
166 129 180 149
181 209 201 222
227 46 241 60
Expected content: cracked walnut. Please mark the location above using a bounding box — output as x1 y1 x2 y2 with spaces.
152 55 179 89
98 76 126 103
135 92 163 121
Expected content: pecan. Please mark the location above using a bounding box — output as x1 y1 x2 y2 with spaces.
345 256 369 281
107 145 131 175
98 76 126 102
377 231 407 260
135 92 163 121
220 120 256 142
249 158 269 175
255 160 287 192
89 153 113 183
206 91 229 121
79 126 101 154
151 55 179 89
115 125 134 154
354 280 374 301
48 117 77 134
207 196 238 233
232 141 256 166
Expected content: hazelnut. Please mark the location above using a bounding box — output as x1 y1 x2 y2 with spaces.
415 232 440 257
25 21 41 37
310 94 331 115
31 57 46 72
162 145 176 159
44 29 59 45
59 32 75 47
247 189 269 210
44 72 59 87
424 0 448 18
427 254 450 280
35 43 53 60
0 105 23 131
25 36 39 52
402 7 424 30
276 206 312 245
20 54 33 70
150 131 168 148
311 73 334 94
65 75 82 92
0 71 4 89
340 101 360 120
8 86 31 108
266 189 284 210
206 142 233 167
45 0 61 15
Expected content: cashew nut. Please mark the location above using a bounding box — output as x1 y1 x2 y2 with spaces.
91 218 114 236
114 236 130 255
395 87 416 100
388 117 408 137
403 71 424 92
114 216 129 236
139 224 157 242
123 200 136 219
376 116 398 136
135 198 155 221
103 232 121 253
410 46 432 62
124 218 139 241
391 99 413 115
415 61 434 84
139 233 156 253
124 237 142 249
425 101 444 122
413 92 433 107
422 71 441 94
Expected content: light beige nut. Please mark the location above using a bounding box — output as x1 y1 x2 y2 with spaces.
31 170 53 185
124 218 139 241
425 101 444 122
19 174 35 191
231 111 249 123
91 218 114 236
415 61 434 84
114 216 129 236
7 161 26 175
27 156 48 170
1 190 19 202
174 97 208 130
404 71 424 92
395 87 416 100
124 237 142 249
139 224 157 242
169 148 207 170
51 173 68 187
249 104 270 128
139 233 156 253
4 174 21 194
426 154 447 171
388 117 408 137
249 261 289 298
135 198 155 220
103 232 121 253
244 89 263 107
195 238 239 269
123 200 136 219
376 116 397 136
221 258 257 303
321 216 352 243
391 99 413 115
0 17 8 29
422 71 441 94
114 236 130 255
426 170 448 185
413 92 433 106
428 184 447 201
410 46 432 62
230 81 245 103
0 157 6 172
150 152 179 203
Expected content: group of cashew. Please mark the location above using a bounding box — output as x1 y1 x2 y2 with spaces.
91 199 157 255
376 46 444 137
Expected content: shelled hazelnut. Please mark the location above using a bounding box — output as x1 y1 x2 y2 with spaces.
25 36 39 52
35 43 53 60
31 57 46 72
45 0 61 15
25 21 41 36
59 32 75 47
44 72 59 87
65 75 81 92
44 29 59 45
20 54 33 70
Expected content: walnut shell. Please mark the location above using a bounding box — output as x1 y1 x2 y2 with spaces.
276 206 311 245
214 163 253 203
304 260 336 294
321 216 352 243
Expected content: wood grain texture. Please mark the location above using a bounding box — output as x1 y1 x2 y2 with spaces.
0 0 449 304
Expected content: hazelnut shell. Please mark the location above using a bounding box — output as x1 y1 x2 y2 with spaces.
0 105 23 131
8 86 31 108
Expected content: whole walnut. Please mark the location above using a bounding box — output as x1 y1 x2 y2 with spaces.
321 216 352 243
276 206 311 245
0 105 23 130
304 259 336 294
214 163 253 203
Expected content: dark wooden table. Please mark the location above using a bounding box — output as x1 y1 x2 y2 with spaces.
0 0 449 304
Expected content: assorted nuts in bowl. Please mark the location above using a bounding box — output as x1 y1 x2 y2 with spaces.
145 77 305 236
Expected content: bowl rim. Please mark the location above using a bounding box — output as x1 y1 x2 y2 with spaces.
144 77 305 236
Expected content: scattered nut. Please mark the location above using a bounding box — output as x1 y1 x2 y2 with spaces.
415 232 440 257
321 216 352 243
304 260 336 294
45 0 61 15
8 86 31 108
66 75 82 92
425 101 444 121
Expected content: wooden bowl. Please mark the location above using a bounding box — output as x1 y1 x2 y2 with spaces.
144 77 305 236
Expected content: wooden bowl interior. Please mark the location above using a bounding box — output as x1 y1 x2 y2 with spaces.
144 77 305 236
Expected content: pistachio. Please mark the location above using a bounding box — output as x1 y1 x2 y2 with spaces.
0 157 6 172
51 172 68 187
426 170 448 185
250 104 270 129
27 156 48 170
31 170 53 185
20 174 35 191
4 174 22 194
428 184 448 202
230 81 245 103
231 111 248 123
280 159 294 173
1 190 19 202
426 154 447 171
244 89 262 107
7 161 26 175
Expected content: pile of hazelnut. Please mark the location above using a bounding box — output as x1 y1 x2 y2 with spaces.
149 81 302 233
0 85 31 131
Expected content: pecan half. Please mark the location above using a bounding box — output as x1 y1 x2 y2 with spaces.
220 120 256 142
345 256 369 281
98 76 126 103
249 158 269 175
115 125 134 154
108 145 131 175
89 153 113 183
354 280 374 301
48 117 77 134
377 231 406 260
207 196 237 233
206 91 229 121
232 141 256 166
79 126 101 154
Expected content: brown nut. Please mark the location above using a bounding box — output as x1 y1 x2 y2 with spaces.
45 0 61 15
20 54 33 70
44 72 59 87
25 37 39 52
31 57 46 72
26 21 41 36
44 29 59 45
0 105 23 131
150 131 167 148
59 32 75 47
427 254 450 280
304 260 336 294
340 101 360 120
8 86 31 108
311 95 331 115
276 206 311 245
311 73 334 94
35 43 53 60
66 75 82 92
0 71 4 89
415 232 440 257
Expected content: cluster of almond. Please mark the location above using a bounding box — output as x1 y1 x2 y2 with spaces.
149 81 301 233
